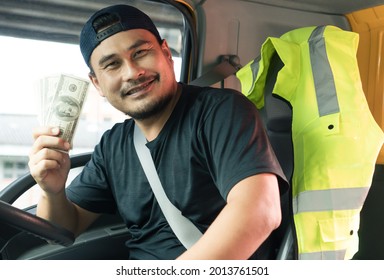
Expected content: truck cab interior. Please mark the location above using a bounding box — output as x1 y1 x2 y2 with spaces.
1 0 384 260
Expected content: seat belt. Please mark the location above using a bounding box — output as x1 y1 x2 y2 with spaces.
189 55 241 87
132 55 239 248
133 124 203 249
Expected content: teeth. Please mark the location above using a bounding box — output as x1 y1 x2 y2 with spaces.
128 81 151 95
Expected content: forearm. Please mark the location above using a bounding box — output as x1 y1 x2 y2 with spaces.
177 174 281 260
37 188 80 235
177 200 278 259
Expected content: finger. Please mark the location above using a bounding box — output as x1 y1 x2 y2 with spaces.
30 158 59 176
31 134 71 155
29 158 66 183
29 147 68 167
32 126 62 140
29 148 70 182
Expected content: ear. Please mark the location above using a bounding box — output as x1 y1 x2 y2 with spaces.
160 39 173 61
88 72 105 97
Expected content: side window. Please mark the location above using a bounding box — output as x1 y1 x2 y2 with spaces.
0 1 188 209
2 159 28 179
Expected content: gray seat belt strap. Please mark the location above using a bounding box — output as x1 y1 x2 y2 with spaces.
133 124 203 249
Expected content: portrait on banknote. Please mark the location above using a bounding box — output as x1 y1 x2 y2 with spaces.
53 95 80 121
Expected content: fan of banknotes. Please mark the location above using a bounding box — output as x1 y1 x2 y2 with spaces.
37 74 90 145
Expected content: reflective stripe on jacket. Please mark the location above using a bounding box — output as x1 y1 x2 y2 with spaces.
236 25 384 260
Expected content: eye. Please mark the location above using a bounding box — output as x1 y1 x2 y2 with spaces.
133 48 149 59
104 60 121 70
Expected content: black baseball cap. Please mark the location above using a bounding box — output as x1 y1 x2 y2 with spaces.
80 4 162 67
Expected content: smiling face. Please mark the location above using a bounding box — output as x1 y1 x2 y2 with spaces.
89 29 178 120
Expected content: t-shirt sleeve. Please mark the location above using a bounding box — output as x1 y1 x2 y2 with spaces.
200 89 289 199
66 131 117 214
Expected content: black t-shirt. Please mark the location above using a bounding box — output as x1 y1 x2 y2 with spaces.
66 83 288 259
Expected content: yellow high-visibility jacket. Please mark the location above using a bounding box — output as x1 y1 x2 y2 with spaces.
236 25 384 259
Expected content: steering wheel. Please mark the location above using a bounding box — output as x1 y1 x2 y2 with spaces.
0 199 75 248
0 153 92 251
0 153 93 250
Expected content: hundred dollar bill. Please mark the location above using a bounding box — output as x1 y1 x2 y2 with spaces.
38 75 60 125
44 74 89 145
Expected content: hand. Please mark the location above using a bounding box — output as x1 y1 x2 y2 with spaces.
28 127 71 195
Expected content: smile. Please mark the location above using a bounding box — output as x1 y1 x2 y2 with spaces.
123 79 156 98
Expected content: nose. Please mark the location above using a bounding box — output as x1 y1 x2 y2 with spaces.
121 59 145 81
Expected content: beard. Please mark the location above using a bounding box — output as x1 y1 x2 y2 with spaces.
116 74 176 120
125 92 174 120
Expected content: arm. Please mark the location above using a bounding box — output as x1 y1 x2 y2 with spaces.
29 126 100 236
37 189 100 237
177 173 281 260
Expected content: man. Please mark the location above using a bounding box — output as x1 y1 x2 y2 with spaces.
28 4 288 260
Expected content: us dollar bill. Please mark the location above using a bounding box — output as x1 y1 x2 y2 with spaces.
44 74 89 145
38 75 60 125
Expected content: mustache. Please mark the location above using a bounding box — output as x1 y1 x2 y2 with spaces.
120 74 160 96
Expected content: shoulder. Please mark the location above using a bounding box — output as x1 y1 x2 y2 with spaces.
98 118 134 147
182 83 256 113
90 118 135 166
